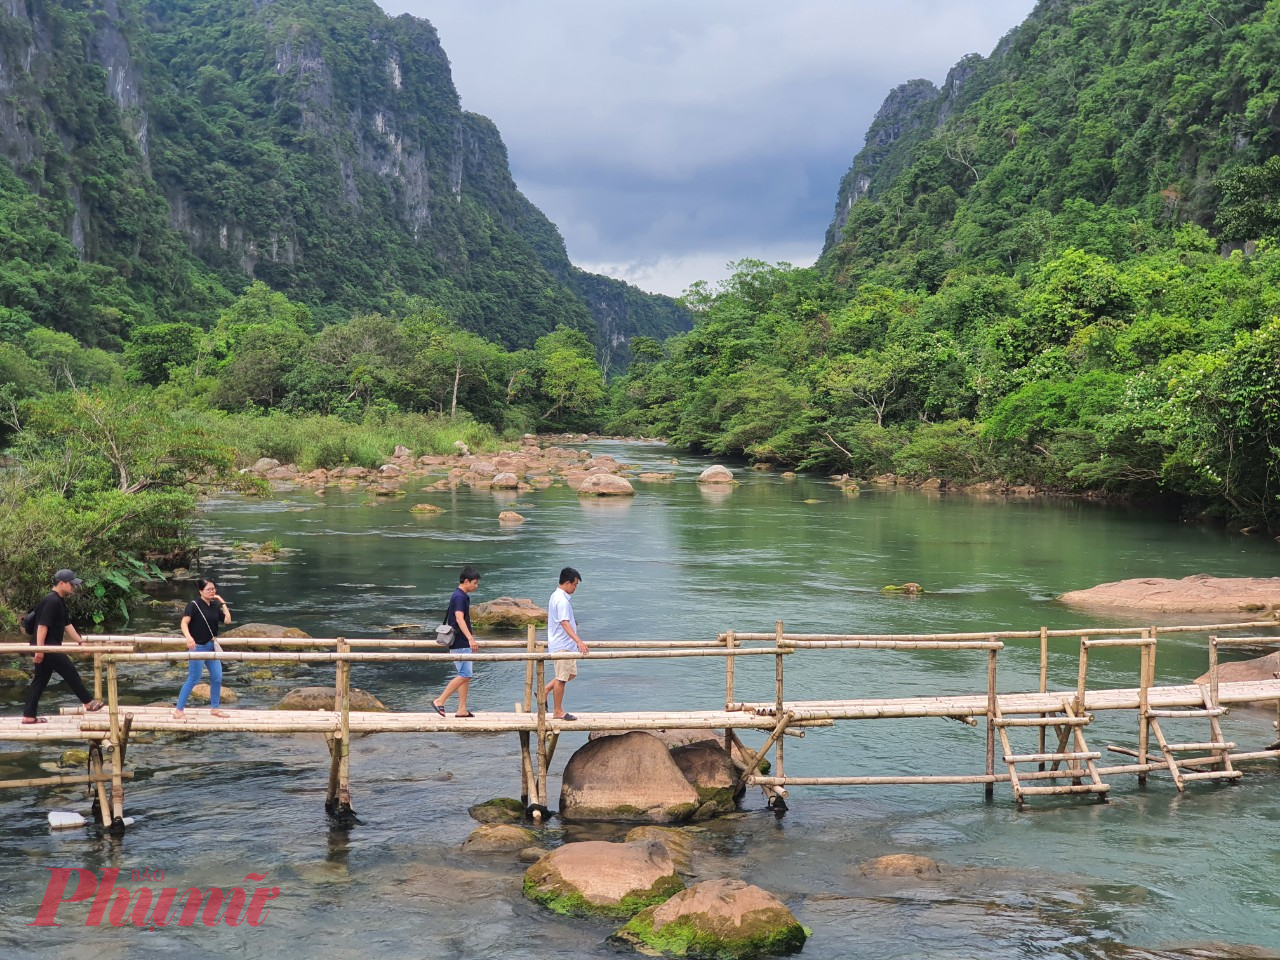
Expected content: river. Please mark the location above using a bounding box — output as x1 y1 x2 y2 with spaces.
2 441 1279 959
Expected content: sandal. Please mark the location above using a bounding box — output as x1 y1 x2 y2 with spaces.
20 716 47 724
432 701 446 717
171 709 186 720
210 709 229 718
455 711 476 718
557 713 577 722
84 700 104 712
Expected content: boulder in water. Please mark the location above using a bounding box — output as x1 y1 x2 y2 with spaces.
523 840 683 917
697 465 736 484
613 878 807 958
560 731 700 823
274 686 387 712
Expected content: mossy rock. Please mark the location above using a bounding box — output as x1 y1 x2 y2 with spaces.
523 871 684 919
463 823 539 853
58 749 90 769
881 582 924 595
188 684 238 704
242 668 275 682
468 797 525 824
613 878 808 959
523 840 684 919
0 667 29 684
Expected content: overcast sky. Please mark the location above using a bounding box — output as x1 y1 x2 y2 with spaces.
376 1 1037 297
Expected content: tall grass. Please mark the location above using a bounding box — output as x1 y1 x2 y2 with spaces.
199 409 501 470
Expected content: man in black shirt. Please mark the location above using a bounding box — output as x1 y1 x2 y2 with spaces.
22 569 104 723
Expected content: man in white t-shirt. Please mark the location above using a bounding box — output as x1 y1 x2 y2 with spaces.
543 566 589 720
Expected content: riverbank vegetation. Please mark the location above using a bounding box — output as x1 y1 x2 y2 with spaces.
608 234 1280 527
0 281 607 623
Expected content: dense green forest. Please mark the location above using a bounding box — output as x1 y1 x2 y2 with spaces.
0 0 687 353
610 0 1280 531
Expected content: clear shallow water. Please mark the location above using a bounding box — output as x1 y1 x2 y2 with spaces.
3 441 1280 959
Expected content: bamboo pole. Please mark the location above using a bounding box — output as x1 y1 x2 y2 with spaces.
735 712 794 792
986 643 997 801
336 639 353 820
105 662 125 828
1038 625 1048 766
89 743 111 827
1075 637 1088 716
1138 630 1151 785
0 771 136 790
102 647 793 665
724 630 736 757
520 625 536 804
773 622 785 789
779 640 1003 650
534 655 547 819
726 621 1276 643
93 652 103 702
1209 636 1220 714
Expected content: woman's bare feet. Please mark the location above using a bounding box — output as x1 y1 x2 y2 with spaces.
210 709 229 718
171 709 185 720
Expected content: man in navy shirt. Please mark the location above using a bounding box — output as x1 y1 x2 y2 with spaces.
23 569 104 723
431 566 480 718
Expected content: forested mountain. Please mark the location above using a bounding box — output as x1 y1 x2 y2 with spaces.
0 0 687 356
611 0 1280 527
822 0 1280 285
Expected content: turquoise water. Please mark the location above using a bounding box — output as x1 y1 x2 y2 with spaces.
2 441 1279 959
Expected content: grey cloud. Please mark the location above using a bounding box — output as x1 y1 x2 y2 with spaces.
378 0 1038 292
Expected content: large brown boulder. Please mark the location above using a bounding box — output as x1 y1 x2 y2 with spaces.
698 464 737 484
274 687 387 712
470 597 547 628
560 731 700 822
523 840 683 917
670 741 741 816
578 474 636 496
1058 575 1280 613
614 878 807 958
1196 652 1280 689
220 623 313 640
218 623 318 652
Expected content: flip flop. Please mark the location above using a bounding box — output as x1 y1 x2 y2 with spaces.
558 713 577 722
20 716 47 724
432 701 445 717
210 709 229 718
171 710 186 720
84 700 104 712
455 711 476 718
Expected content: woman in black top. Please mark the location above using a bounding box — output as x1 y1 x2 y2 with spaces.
173 579 232 719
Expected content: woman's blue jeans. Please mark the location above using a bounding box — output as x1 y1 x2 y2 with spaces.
176 641 222 709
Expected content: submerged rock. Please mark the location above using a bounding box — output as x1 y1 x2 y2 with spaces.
1058 575 1280 613
470 597 547 628
613 878 807 959
858 853 943 878
523 840 683 918
274 686 387 712
468 797 525 824
623 826 695 871
463 823 538 853
188 683 238 704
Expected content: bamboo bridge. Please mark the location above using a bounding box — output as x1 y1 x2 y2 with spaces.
3 619 1280 831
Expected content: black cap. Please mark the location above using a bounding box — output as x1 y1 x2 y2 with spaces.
53 569 83 586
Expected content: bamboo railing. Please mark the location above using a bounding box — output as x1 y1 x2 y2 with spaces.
3 618 1279 828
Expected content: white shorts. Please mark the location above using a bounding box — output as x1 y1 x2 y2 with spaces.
554 658 578 682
